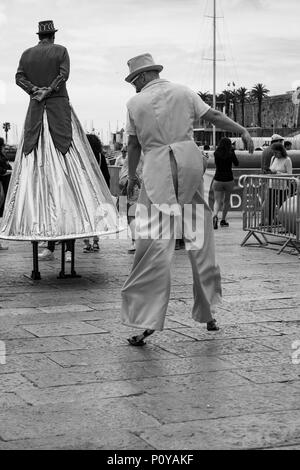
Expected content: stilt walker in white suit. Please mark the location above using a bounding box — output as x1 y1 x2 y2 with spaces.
121 53 254 346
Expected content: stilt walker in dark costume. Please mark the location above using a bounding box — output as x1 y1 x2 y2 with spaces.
0 21 121 279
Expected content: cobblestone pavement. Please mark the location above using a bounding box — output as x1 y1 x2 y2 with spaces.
0 216 299 450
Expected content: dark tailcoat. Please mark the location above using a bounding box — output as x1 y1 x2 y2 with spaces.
16 42 72 154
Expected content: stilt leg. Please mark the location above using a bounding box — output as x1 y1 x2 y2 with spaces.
31 241 41 280
58 241 66 279
70 239 80 277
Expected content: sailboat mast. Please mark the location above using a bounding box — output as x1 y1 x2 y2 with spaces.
213 0 216 149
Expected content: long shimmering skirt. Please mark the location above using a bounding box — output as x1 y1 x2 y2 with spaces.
0 106 122 241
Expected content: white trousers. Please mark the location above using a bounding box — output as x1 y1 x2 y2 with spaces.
121 178 222 331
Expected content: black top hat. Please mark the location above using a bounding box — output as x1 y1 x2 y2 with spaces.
36 20 58 35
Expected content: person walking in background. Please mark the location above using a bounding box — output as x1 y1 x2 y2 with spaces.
270 143 293 175
83 133 111 253
0 138 12 251
259 134 285 227
261 134 284 173
86 134 110 188
39 240 74 262
115 146 127 167
212 137 239 229
121 53 254 346
268 143 293 225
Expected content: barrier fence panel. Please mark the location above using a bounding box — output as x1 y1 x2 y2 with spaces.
240 174 300 255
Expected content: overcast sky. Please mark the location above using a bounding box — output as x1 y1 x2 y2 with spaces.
1 0 300 144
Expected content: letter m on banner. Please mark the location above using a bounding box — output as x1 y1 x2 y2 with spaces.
183 203 205 250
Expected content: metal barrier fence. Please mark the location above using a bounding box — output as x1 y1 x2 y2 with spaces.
240 174 300 255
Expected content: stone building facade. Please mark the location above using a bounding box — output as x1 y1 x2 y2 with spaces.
236 92 300 130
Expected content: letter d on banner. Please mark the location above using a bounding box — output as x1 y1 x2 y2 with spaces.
230 194 242 210
0 341 6 365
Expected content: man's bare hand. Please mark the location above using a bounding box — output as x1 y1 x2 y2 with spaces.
241 130 254 154
127 176 140 199
32 87 51 102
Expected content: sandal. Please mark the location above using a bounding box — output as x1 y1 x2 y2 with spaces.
207 319 219 331
127 329 155 346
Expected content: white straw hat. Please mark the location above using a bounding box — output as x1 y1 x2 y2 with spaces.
125 53 163 82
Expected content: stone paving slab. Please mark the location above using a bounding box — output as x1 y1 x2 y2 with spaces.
0 327 36 340
0 373 32 392
255 309 300 322
262 321 300 335
0 430 154 450
173 323 282 341
0 308 121 327
216 350 292 369
127 370 250 394
0 353 61 374
45 344 178 367
86 302 122 310
0 392 28 409
5 337 84 355
0 399 161 441
80 292 123 303
22 356 234 388
38 304 94 314
233 363 300 385
0 307 40 316
0 286 60 295
14 380 143 406
126 382 299 425
252 333 299 353
22 321 108 337
138 410 300 450
156 337 275 358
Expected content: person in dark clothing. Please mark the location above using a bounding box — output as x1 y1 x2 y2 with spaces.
284 141 292 151
0 138 12 250
212 138 239 229
83 133 111 252
0 138 12 217
86 133 110 187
